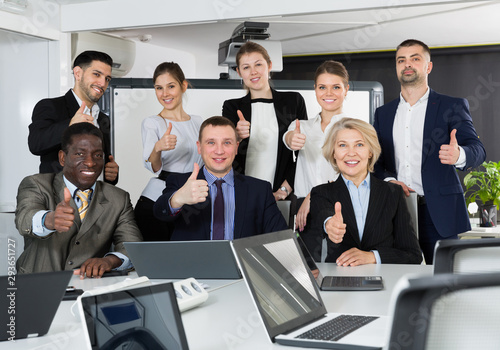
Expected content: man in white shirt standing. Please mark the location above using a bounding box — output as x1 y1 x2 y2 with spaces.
373 39 486 264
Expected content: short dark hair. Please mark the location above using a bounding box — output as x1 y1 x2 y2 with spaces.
61 123 104 153
397 39 431 59
199 117 237 141
73 50 113 70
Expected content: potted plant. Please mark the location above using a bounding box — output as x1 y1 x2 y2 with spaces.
463 161 500 227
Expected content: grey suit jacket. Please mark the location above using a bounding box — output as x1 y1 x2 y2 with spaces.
309 174 422 264
15 173 142 273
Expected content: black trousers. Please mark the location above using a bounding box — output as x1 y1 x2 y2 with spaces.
135 196 174 241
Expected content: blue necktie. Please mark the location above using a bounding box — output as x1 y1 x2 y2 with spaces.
213 179 225 240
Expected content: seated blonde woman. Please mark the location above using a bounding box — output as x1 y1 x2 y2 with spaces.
309 118 422 266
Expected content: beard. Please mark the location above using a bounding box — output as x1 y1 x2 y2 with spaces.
398 68 422 86
78 79 103 104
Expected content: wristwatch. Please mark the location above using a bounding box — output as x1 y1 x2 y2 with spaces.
280 186 289 197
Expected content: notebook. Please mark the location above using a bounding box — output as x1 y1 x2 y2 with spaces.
124 241 241 279
0 270 72 341
77 281 189 350
295 233 384 291
231 230 389 349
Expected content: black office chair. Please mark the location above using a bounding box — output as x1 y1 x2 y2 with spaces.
386 272 500 350
433 238 500 274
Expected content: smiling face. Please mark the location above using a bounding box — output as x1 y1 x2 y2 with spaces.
59 134 104 190
197 125 239 177
334 128 372 186
396 44 432 87
154 72 187 112
73 60 112 106
236 52 272 95
315 73 349 116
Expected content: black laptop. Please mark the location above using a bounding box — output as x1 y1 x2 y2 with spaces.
0 271 72 341
295 232 384 291
124 241 241 279
231 230 388 349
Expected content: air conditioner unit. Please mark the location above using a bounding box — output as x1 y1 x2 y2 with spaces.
71 32 136 77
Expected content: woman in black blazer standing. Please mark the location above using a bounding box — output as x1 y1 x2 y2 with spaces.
309 118 422 265
222 41 307 201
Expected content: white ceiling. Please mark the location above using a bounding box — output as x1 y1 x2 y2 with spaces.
89 1 500 56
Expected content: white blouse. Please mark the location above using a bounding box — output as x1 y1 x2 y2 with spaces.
140 114 203 201
245 101 279 186
285 113 345 198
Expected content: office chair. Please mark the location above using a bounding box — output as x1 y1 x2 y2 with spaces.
385 272 500 350
276 200 292 228
433 238 500 274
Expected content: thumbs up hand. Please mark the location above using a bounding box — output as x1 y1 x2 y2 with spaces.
170 163 209 208
235 110 250 140
155 122 177 152
325 202 346 244
70 102 94 125
286 119 306 151
45 187 75 232
439 129 460 165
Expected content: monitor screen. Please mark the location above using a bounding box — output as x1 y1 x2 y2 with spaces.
81 282 189 350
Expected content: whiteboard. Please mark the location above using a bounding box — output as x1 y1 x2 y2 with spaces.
110 79 382 205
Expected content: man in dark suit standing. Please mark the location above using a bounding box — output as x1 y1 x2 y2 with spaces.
154 116 288 240
373 39 486 263
16 123 142 278
28 50 119 184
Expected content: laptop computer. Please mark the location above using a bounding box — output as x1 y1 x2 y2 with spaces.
124 241 241 279
231 230 389 349
295 232 384 291
77 281 189 350
0 270 72 341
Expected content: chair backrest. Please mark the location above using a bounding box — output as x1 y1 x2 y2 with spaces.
433 238 500 274
276 200 291 227
385 272 500 350
405 192 419 238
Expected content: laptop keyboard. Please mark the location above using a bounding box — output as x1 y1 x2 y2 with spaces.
330 277 363 287
296 315 379 341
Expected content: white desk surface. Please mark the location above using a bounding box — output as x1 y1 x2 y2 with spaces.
7 264 432 350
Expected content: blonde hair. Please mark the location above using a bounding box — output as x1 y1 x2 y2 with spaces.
322 118 381 173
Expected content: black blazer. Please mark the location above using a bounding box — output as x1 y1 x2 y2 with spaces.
153 168 288 240
373 89 486 238
308 174 422 264
28 90 116 184
222 88 307 192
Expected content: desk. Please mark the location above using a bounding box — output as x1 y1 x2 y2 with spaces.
6 264 432 350
459 226 500 239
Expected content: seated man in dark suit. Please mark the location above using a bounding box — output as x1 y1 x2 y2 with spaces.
16 123 142 278
154 116 288 240
28 50 119 184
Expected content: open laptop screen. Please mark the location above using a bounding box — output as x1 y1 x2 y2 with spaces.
80 282 189 350
232 230 327 340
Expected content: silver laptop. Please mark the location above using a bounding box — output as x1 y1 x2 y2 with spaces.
295 232 384 291
231 230 389 349
124 241 241 279
0 271 72 341
77 281 189 350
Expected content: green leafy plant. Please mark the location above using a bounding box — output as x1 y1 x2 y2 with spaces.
464 161 500 209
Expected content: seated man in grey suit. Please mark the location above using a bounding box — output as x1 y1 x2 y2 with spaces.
154 116 288 240
16 123 142 278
